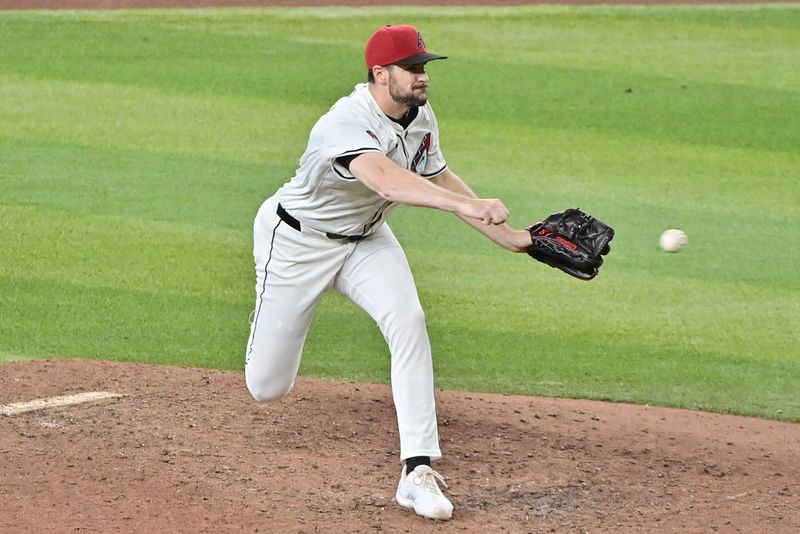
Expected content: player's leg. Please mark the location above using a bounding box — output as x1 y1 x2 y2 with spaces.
334 225 452 520
335 225 441 459
245 196 346 401
333 224 442 460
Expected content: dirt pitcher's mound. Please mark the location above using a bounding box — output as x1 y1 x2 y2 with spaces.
1 359 799 533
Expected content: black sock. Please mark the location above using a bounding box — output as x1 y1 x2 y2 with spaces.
404 456 431 474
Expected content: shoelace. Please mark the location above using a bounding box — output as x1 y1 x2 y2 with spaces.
412 467 448 494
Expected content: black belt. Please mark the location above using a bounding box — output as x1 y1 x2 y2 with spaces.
326 232 368 242
276 203 301 231
277 203 367 242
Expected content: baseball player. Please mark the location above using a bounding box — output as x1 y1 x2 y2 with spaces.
245 24 533 521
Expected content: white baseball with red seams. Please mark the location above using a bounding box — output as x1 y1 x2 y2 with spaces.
659 228 688 253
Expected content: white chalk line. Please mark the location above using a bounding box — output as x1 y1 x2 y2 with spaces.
0 391 123 416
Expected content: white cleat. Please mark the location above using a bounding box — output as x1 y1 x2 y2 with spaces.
395 465 453 520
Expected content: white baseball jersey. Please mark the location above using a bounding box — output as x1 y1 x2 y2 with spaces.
278 83 447 236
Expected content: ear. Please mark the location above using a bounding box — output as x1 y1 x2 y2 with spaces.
372 65 389 84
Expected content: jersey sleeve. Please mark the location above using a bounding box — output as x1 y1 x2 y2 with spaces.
323 122 383 160
320 121 384 179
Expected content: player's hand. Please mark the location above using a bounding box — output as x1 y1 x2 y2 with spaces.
461 198 509 225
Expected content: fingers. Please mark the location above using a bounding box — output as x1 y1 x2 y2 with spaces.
459 198 509 224
480 199 508 225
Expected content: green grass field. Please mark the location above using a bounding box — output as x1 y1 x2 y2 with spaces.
1 6 798 421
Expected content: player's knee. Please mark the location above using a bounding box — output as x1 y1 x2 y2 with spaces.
245 372 294 402
388 302 427 330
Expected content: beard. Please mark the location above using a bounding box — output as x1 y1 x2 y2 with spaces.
388 74 428 108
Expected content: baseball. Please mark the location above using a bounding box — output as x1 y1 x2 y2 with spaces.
659 229 687 253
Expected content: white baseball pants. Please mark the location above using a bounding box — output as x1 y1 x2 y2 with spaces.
245 194 442 461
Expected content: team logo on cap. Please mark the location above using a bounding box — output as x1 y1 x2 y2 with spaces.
417 32 425 50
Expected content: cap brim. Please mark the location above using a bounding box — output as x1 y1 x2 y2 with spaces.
393 52 448 66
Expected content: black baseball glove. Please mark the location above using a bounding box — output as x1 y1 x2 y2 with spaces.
526 208 614 280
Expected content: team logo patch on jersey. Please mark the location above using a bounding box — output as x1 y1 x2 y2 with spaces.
366 129 379 144
411 133 431 173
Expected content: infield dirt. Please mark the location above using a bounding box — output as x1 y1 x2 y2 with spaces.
2 359 799 532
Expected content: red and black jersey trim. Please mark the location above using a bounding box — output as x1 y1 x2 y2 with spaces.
420 163 447 178
333 148 381 179
411 132 431 171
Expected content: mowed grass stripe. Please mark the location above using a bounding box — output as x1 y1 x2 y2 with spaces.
0 205 251 303
432 6 800 91
393 203 797 293
442 121 800 218
436 59 800 155
0 277 249 369
430 327 800 416
0 15 363 102
0 138 284 228
300 295 799 420
0 74 318 164
403 247 799 361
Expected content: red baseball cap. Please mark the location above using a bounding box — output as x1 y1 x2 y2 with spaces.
365 25 448 69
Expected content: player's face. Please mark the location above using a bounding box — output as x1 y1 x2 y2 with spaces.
387 64 429 108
